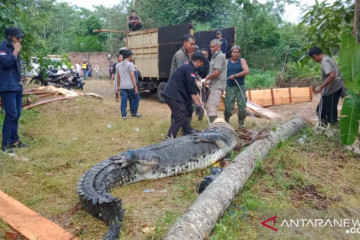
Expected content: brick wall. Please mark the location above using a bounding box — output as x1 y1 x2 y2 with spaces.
68 52 119 78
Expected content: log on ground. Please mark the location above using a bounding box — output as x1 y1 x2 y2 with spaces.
165 118 306 240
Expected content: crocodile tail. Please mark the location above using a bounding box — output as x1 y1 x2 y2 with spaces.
77 159 130 239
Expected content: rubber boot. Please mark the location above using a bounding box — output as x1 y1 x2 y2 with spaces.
209 115 217 123
225 116 230 123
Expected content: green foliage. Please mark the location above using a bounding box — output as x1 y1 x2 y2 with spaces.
142 0 232 27
340 93 360 145
339 34 360 145
300 0 353 56
246 69 276 89
283 59 321 79
233 0 305 70
340 34 360 92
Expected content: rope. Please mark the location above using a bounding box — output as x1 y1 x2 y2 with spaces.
232 78 264 129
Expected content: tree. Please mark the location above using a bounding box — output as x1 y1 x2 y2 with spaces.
300 0 353 56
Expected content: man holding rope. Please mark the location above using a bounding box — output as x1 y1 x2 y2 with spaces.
309 47 344 126
224 45 249 127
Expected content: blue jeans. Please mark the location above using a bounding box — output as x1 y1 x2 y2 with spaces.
120 89 138 117
83 70 88 80
1 91 22 147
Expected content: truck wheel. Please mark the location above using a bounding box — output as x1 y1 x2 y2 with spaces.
157 82 167 103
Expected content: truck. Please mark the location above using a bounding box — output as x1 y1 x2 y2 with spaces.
126 23 236 102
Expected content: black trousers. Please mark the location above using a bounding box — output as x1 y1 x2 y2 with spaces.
128 23 142 31
165 96 193 138
316 87 342 124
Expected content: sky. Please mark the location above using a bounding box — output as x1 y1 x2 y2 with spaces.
59 0 336 24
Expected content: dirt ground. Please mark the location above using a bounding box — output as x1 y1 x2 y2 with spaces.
0 80 348 240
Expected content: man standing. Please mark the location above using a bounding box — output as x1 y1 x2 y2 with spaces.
112 54 123 102
75 61 81 77
162 52 206 138
127 10 142 31
170 34 196 74
204 39 227 123
116 50 142 119
82 59 88 80
216 30 228 54
224 45 249 127
0 27 28 154
309 46 344 126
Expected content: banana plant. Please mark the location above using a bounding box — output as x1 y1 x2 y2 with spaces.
339 33 360 145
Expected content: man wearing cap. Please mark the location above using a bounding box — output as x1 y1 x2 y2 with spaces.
170 34 196 74
162 52 206 138
216 30 228 54
204 39 227 123
0 27 28 154
116 50 142 119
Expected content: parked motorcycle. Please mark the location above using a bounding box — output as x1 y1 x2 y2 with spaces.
64 69 85 90
30 68 70 87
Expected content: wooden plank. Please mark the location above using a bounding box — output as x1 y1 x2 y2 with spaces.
246 100 282 119
246 89 273 107
0 190 78 240
273 88 291 105
290 87 311 103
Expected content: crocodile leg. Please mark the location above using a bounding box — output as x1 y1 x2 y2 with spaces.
194 133 229 148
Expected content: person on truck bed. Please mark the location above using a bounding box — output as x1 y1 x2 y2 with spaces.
170 34 196 75
162 52 206 138
127 10 142 31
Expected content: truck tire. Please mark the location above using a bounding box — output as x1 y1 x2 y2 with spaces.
157 81 167 103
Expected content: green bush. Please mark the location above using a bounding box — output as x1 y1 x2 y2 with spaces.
278 59 321 80
245 69 276 89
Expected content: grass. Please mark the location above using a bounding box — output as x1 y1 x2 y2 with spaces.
0 80 358 240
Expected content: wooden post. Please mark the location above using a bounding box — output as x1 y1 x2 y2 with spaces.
270 88 275 106
288 87 292 103
309 86 313 101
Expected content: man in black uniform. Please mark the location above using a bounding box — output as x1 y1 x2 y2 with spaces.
162 52 206 138
0 27 27 154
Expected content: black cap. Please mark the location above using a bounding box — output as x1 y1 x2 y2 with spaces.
122 50 133 59
216 30 222 35
191 51 207 63
5 27 25 38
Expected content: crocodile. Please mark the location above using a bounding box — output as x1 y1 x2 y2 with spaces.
77 121 239 240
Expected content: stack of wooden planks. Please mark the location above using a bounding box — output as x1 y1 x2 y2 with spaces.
246 86 313 107
22 86 103 109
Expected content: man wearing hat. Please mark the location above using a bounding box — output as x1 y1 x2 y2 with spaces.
116 50 142 119
216 30 228 54
0 27 28 154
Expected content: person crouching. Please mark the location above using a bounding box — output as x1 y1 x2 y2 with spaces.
162 52 206 138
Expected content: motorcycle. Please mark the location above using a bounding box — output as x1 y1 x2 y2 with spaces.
64 69 85 90
30 68 70 87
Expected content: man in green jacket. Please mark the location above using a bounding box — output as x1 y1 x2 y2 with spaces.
170 34 195 75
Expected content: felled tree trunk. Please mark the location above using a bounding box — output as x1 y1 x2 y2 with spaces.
165 118 306 240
